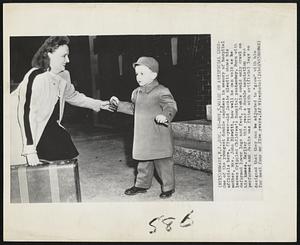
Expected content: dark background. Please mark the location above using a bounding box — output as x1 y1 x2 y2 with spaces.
10 35 211 128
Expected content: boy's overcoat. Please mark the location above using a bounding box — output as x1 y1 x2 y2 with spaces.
118 80 177 160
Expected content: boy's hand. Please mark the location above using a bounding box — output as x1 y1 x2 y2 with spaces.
109 96 120 111
155 115 169 126
110 96 119 106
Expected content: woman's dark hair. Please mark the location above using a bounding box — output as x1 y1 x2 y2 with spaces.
31 36 70 70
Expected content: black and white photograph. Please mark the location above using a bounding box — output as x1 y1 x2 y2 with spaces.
3 3 296 242
9 34 213 203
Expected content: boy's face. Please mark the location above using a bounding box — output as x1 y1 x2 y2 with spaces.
135 65 157 86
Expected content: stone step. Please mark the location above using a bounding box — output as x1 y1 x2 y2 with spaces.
173 139 212 173
171 119 212 142
174 138 212 151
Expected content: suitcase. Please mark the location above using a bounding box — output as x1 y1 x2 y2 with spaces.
10 159 81 203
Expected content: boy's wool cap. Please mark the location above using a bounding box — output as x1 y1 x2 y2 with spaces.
132 56 159 73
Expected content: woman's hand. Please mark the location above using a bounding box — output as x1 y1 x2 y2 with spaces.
98 100 115 112
26 153 41 166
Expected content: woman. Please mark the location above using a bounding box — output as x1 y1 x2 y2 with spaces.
10 36 112 166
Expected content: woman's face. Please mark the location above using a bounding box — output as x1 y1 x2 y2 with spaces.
48 44 70 73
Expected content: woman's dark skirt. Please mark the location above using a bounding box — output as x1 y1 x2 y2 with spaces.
37 100 79 161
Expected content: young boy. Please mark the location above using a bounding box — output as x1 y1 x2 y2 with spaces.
110 56 178 199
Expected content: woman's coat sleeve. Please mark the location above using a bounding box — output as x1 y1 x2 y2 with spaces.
18 74 46 156
62 71 102 111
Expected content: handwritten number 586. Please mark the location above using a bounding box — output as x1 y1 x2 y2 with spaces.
149 210 194 234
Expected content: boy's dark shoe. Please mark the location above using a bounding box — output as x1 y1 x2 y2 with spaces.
159 189 175 199
124 186 148 195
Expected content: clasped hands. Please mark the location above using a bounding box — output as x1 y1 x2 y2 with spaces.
109 96 169 125
95 96 119 112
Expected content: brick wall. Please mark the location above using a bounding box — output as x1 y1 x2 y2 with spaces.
178 35 211 119
194 36 211 119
